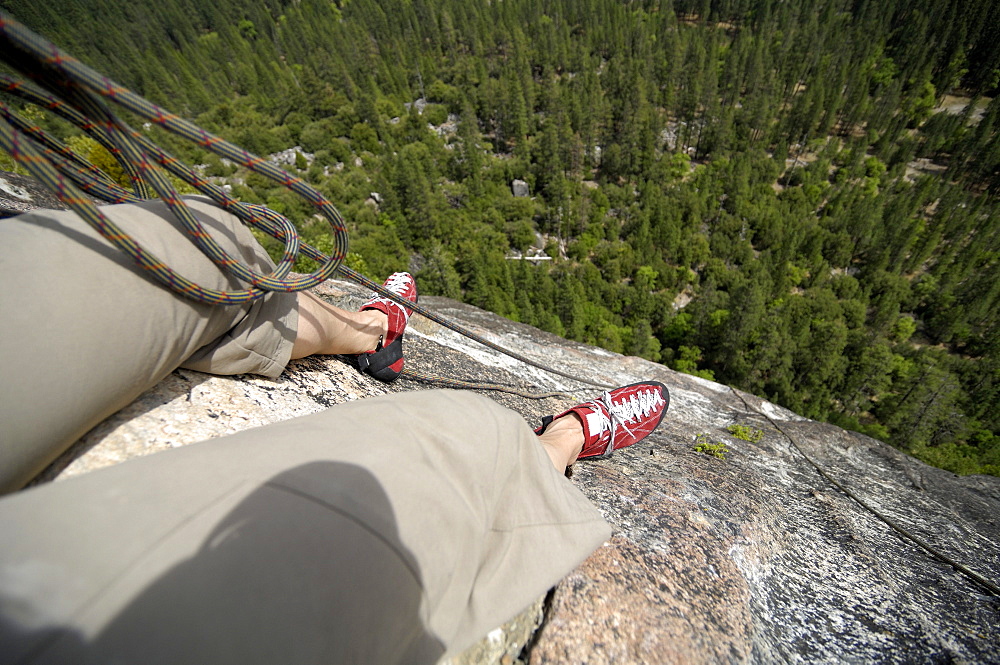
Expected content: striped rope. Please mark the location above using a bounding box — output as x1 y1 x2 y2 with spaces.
8 16 988 602
400 369 577 400
729 388 1000 597
0 11 341 303
339 265 615 390
0 11 614 391
0 85 118 189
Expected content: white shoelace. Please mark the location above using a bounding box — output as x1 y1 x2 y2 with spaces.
590 388 665 455
367 273 414 319
382 272 413 293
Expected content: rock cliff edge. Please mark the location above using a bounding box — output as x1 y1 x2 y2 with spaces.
39 278 1000 663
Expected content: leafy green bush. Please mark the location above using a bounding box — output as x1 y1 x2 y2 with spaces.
422 104 449 127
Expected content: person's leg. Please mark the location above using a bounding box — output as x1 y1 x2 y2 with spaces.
290 272 418 375
0 194 422 491
0 197 302 492
537 411 586 469
290 291 386 358
0 390 611 664
536 381 670 461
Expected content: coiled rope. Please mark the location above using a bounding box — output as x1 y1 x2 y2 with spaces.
4 8 996 603
0 11 612 395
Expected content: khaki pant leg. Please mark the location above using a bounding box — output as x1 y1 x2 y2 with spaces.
0 197 297 492
0 390 610 664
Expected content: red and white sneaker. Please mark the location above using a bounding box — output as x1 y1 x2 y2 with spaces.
536 381 669 460
355 272 417 382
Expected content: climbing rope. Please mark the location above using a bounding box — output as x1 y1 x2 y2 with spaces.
729 387 1000 597
0 12 612 394
400 369 575 400
5 7 996 605
0 12 337 304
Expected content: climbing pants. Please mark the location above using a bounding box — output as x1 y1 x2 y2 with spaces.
0 199 611 663
0 197 298 493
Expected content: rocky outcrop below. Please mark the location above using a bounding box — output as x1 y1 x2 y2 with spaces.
40 278 1000 663
0 172 69 216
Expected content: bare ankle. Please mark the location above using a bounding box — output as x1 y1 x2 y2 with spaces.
362 310 389 349
537 413 585 471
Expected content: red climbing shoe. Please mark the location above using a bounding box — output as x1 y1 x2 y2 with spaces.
355 272 417 382
536 381 670 460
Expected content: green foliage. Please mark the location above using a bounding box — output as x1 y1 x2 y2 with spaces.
670 345 716 381
422 104 449 127
0 151 28 176
903 80 937 126
10 0 1000 476
66 135 130 188
237 19 257 41
505 220 536 252
865 49 899 88
726 424 764 444
426 79 462 113
909 440 1000 477
350 123 380 154
693 434 729 460
891 315 917 343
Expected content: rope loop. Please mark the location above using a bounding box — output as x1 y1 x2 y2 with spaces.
0 10 614 389
0 11 346 304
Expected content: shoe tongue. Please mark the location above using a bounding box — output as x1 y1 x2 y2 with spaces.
583 407 607 441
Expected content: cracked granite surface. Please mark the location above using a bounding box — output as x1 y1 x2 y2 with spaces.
40 278 1000 663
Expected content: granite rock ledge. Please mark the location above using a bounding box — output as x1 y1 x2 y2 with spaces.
40 278 1000 664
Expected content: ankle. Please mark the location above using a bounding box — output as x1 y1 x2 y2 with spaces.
364 310 389 348
537 413 585 470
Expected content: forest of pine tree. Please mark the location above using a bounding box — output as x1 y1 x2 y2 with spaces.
3 0 999 475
